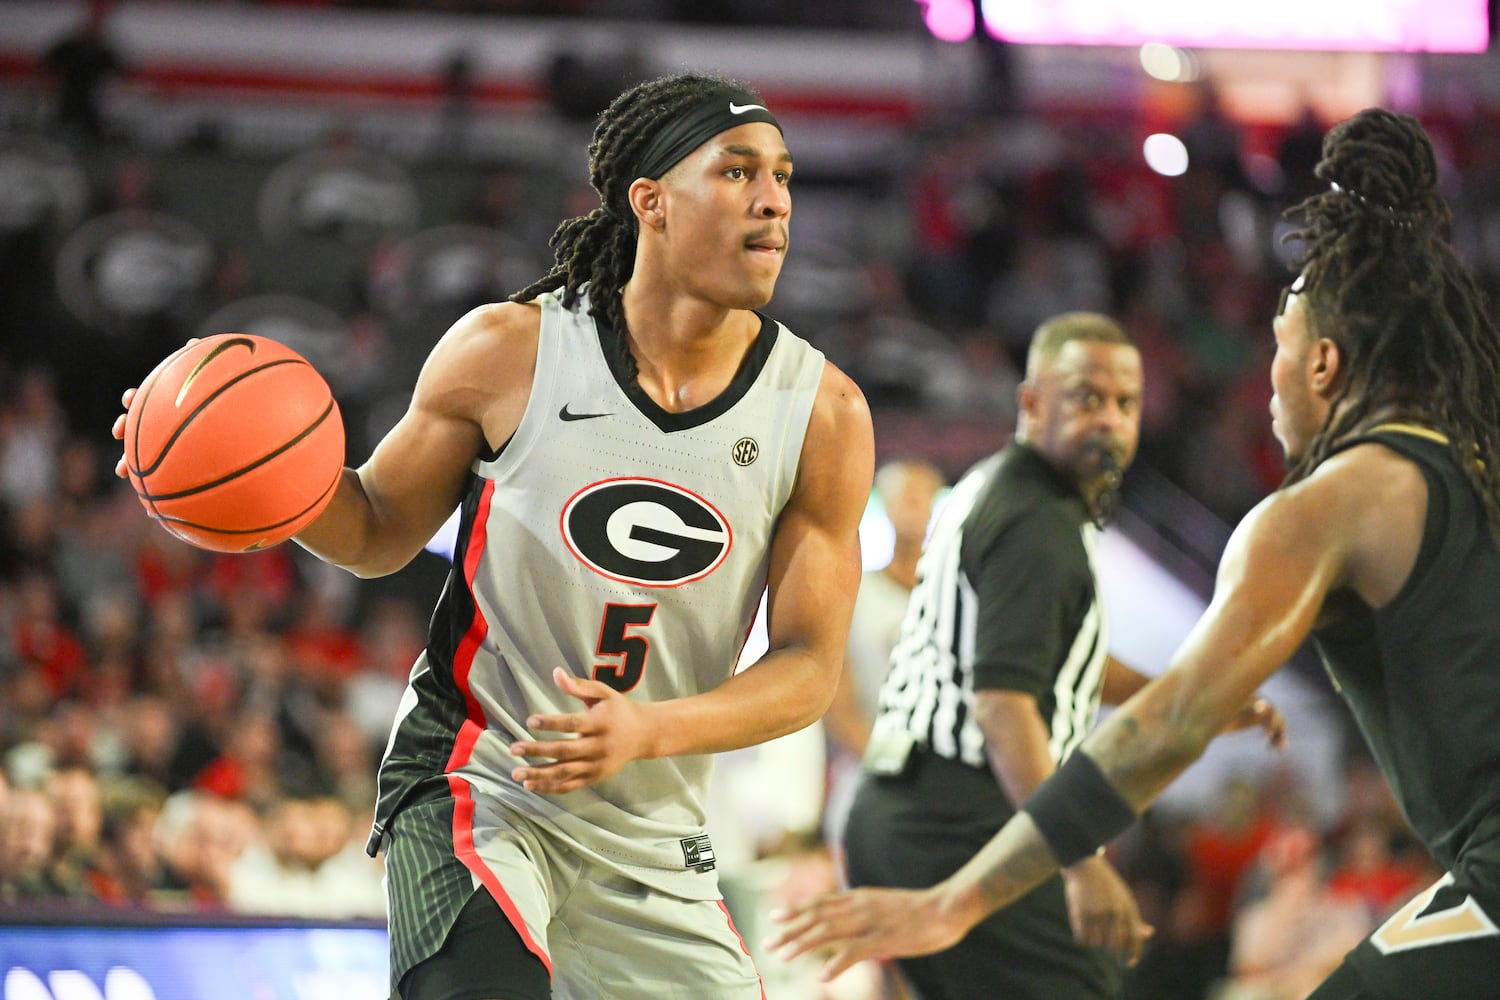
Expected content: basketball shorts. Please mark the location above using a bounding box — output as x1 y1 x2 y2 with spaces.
382 780 766 1000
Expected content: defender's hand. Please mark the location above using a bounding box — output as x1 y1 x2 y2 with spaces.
766 885 968 982
1223 695 1288 749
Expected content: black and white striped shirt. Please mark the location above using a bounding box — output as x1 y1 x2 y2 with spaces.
871 443 1108 772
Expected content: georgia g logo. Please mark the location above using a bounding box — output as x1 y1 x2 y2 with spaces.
562 478 732 587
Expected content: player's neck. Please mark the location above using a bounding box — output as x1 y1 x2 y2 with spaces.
618 284 760 413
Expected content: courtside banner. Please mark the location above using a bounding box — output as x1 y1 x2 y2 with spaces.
0 920 387 1000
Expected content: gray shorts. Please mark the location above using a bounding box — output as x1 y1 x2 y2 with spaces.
383 779 765 999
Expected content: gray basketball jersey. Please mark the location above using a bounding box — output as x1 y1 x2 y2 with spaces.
374 287 824 901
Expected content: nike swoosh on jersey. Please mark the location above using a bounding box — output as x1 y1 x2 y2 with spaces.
729 102 767 115
559 404 612 422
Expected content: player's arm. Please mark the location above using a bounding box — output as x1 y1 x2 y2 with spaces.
294 302 538 578
975 688 1151 959
1102 655 1285 745
768 450 1380 977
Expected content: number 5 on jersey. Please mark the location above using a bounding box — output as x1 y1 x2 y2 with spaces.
594 603 656 692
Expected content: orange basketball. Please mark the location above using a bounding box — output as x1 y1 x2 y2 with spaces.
123 334 345 553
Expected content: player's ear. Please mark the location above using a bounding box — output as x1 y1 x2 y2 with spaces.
628 178 665 231
1310 337 1342 395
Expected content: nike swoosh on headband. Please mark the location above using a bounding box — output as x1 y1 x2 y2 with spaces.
729 102 767 115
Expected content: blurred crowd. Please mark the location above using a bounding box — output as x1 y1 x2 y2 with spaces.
0 368 421 918
9 6 1500 998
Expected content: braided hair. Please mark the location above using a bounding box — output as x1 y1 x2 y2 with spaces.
510 73 763 365
1283 107 1500 532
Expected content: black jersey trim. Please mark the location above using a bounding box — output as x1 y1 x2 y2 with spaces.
595 311 780 434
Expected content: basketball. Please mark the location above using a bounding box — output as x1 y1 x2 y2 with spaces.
123 334 345 553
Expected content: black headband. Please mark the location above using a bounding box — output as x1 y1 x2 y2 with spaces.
633 89 783 181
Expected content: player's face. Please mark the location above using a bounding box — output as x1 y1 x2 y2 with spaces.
1022 340 1143 497
1269 288 1327 464
657 122 792 309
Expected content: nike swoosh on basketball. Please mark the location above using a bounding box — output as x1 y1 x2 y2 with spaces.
559 404 611 422
729 102 767 115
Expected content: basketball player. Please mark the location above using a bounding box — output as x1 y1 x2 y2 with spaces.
115 73 874 999
769 108 1500 1000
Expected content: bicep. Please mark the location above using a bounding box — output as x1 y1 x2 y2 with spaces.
1108 487 1347 757
355 392 484 548
763 366 874 666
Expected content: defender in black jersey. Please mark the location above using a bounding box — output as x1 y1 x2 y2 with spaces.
771 109 1500 1000
838 313 1282 999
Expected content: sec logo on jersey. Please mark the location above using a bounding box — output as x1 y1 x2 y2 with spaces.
561 478 733 586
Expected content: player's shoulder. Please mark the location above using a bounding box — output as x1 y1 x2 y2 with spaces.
441 300 541 355
809 357 872 431
423 301 539 375
1306 437 1428 509
412 300 541 414
788 358 874 512
1239 439 1425 559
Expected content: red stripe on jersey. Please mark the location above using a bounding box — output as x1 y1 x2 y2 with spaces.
716 899 766 998
446 477 496 766
441 478 554 976
448 773 553 977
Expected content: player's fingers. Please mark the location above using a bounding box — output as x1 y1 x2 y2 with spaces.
765 898 841 956
511 760 591 793
121 387 136 408
816 944 867 984
1125 922 1155 967
511 734 592 761
552 666 610 704
521 712 588 737
111 413 127 441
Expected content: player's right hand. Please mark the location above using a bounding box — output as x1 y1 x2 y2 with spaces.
509 667 655 794
111 387 137 479
1060 854 1154 967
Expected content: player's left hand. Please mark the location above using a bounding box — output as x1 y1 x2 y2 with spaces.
1223 695 1287 749
765 885 967 983
509 667 653 794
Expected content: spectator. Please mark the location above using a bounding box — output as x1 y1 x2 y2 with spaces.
1222 825 1372 1000
39 0 127 142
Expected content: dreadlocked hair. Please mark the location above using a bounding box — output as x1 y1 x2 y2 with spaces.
1283 107 1500 534
510 73 761 376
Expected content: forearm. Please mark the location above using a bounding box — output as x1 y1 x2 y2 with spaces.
643 646 836 758
1082 669 1218 810
975 689 1056 805
294 468 411 578
936 810 1062 932
939 685 1205 931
